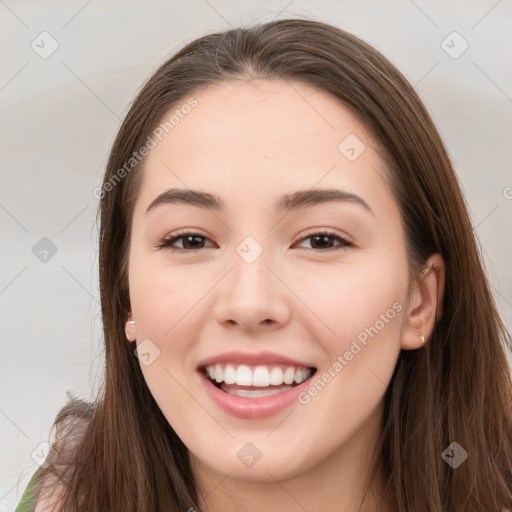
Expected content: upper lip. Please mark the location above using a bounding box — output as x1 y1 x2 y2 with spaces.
197 351 316 370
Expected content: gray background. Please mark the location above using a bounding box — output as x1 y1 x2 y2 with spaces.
1 1 511 510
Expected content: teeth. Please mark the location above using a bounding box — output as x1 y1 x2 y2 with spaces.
223 364 237 384
270 367 284 385
253 366 269 386
204 363 313 387
236 365 253 386
223 386 293 397
284 367 295 385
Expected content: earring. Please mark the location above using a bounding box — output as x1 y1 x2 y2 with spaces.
415 331 425 344
125 319 135 342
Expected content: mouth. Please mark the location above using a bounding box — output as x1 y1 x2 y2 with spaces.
199 364 318 398
197 362 319 419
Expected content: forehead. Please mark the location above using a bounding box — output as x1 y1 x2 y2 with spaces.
133 79 397 220
152 78 367 161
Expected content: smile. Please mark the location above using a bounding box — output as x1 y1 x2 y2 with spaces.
198 364 318 419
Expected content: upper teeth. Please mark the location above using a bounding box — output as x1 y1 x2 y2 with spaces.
205 364 312 387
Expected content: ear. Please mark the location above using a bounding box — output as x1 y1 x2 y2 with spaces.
401 253 445 350
125 310 136 342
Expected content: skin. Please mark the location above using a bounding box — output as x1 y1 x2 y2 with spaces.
124 79 445 511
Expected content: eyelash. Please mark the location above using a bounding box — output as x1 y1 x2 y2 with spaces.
155 230 353 253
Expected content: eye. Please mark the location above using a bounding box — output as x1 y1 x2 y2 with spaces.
155 231 215 252
155 230 352 253
293 231 353 252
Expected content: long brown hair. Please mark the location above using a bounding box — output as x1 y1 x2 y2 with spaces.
31 17 512 511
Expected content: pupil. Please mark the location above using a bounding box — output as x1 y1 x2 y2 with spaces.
184 235 203 249
312 235 332 249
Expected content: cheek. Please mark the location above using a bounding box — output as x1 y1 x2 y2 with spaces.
128 255 209 340
295 257 406 345
299 255 405 412
128 260 201 420
294 264 404 448
128 257 212 416
294 255 406 406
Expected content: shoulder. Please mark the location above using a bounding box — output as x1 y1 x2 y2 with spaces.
33 412 91 511
34 480 65 512
15 468 64 512
15 469 39 512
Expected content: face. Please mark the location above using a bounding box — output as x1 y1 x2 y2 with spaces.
125 79 412 485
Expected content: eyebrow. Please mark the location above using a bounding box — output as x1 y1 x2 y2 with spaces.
145 187 373 216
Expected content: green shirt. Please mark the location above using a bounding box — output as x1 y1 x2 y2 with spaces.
15 469 40 512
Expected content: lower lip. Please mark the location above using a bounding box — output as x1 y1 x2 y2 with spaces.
198 370 315 420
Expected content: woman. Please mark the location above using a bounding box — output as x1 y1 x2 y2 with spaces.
17 17 512 511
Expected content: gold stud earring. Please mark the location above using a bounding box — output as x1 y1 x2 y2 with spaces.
125 321 135 342
416 331 425 344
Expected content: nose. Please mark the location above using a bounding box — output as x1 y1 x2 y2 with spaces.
212 244 291 332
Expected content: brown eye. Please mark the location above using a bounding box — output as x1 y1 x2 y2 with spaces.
156 232 215 251
155 230 352 253
293 231 352 252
